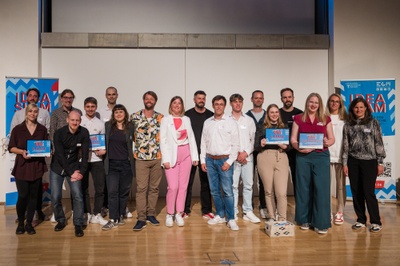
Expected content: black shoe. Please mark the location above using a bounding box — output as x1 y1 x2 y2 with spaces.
146 216 160 226
16 223 25 234
54 222 66 232
75 226 84 237
133 220 147 231
25 224 36 235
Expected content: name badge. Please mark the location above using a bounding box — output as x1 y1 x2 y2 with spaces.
364 128 371 133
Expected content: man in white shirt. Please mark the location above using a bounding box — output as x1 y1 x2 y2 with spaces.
200 95 240 231
80 97 108 226
98 86 118 123
10 88 50 133
229 94 260 223
10 88 50 222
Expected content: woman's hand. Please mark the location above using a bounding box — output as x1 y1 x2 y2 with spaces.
343 165 348 177
377 164 384 176
163 162 171 169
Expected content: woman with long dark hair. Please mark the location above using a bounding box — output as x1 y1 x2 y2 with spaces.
342 97 385 232
9 103 48 234
101 104 135 230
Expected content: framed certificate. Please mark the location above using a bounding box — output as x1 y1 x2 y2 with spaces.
90 134 105 150
299 133 324 149
26 140 51 157
265 128 289 145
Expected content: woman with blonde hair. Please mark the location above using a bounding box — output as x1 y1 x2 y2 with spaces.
160 96 199 227
255 104 290 221
9 103 48 234
325 93 347 225
291 93 335 234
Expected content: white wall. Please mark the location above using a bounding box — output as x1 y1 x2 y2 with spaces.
41 49 328 115
0 0 40 202
333 0 400 181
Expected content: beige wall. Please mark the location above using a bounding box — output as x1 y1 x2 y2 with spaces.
0 0 40 201
333 0 400 182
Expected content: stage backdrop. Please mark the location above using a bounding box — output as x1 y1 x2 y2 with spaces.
341 79 396 202
5 77 59 207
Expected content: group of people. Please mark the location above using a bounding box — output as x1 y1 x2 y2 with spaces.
8 86 385 237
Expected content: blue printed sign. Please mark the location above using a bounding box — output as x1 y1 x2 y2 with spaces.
299 133 324 149
265 128 289 144
90 134 106 150
27 140 51 157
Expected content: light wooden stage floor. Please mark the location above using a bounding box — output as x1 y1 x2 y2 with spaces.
1 197 399 266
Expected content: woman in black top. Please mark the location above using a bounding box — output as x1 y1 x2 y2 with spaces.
100 104 135 230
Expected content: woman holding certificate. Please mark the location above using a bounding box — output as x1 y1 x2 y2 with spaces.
325 93 347 225
342 97 385 233
290 93 335 234
101 104 135 230
9 103 48 235
160 96 198 227
255 104 290 222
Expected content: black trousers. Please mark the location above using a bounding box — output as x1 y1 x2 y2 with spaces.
16 178 41 224
184 163 213 214
82 161 106 215
348 156 381 225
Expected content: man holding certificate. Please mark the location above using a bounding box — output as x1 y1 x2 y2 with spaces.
81 97 108 226
290 93 335 235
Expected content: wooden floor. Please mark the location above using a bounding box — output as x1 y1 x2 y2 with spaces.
1 197 399 266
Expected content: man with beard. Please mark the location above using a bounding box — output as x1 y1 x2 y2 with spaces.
10 88 50 222
245 90 267 219
279 88 302 196
99 86 118 123
182 90 214 219
131 91 164 231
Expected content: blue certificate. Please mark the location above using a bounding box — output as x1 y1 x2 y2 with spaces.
26 140 51 157
299 133 324 149
90 134 105 150
265 128 289 144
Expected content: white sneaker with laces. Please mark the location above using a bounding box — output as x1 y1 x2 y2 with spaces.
227 219 239 231
91 213 108 225
175 213 185 227
207 215 226 225
243 211 261 223
259 208 267 219
165 214 174 227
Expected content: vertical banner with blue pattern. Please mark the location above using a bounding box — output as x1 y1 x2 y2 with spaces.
341 79 396 201
4 77 59 206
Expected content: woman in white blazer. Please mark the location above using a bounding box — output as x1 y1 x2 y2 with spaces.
160 96 199 227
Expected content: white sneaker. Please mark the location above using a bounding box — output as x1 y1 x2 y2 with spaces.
243 211 261 223
259 208 267 219
207 215 226 225
234 214 238 221
50 213 56 223
175 213 185 227
91 213 108 225
227 219 239 231
126 207 133 218
165 214 174 227
86 213 92 225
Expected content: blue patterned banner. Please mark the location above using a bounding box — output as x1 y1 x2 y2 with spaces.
341 79 396 201
5 77 59 206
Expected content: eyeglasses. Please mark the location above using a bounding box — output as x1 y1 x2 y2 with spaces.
62 96 74 100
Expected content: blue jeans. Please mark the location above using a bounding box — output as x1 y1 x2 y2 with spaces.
50 170 84 226
206 157 235 221
106 160 133 221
